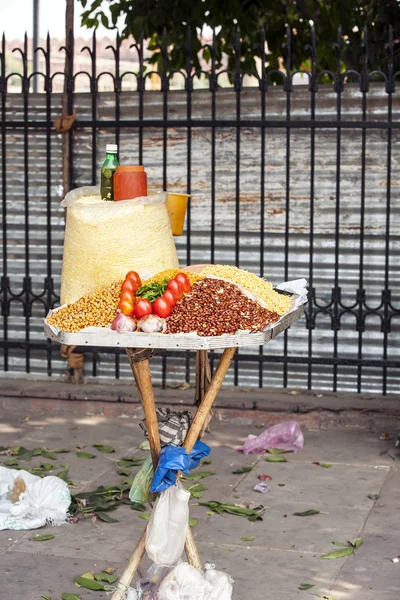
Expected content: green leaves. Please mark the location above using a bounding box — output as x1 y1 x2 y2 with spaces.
136 279 169 302
76 451 96 459
267 448 288 455
298 583 314 591
232 466 253 474
189 518 198 527
32 534 55 542
139 512 151 520
241 536 255 542
93 444 115 453
321 539 363 559
265 456 287 463
293 509 321 517
321 463 333 468
199 501 266 521
368 494 380 501
41 595 52 599
188 483 207 499
61 594 81 600
74 576 112 591
182 471 215 481
41 448 57 460
94 573 118 583
116 458 145 467
96 511 119 523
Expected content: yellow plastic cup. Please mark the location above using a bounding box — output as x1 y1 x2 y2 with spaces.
166 192 190 236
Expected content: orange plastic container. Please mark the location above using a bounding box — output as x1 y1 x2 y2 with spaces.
114 165 147 201
166 193 190 236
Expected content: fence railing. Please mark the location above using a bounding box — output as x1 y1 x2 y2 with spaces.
0 26 399 394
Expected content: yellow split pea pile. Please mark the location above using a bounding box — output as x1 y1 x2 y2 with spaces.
200 264 292 315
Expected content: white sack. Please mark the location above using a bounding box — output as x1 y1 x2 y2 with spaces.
145 483 190 567
158 562 233 600
0 467 71 530
60 187 179 305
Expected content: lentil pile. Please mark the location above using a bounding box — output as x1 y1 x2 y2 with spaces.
143 269 203 287
165 278 280 336
47 281 122 332
200 265 292 316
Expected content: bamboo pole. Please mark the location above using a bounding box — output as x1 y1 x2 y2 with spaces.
112 348 235 599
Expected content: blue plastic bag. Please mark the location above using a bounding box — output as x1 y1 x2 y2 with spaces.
150 440 211 493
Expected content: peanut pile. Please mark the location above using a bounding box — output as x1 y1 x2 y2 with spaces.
165 278 280 336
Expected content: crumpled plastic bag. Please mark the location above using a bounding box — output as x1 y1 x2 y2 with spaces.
151 440 210 493
238 420 304 455
129 455 156 504
140 408 192 447
146 483 190 567
0 467 71 530
158 562 233 600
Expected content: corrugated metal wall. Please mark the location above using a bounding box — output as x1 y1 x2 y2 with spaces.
1 85 399 392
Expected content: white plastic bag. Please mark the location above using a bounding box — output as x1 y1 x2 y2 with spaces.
158 563 211 600
60 187 179 304
146 483 190 567
204 564 233 600
157 562 233 600
0 467 71 530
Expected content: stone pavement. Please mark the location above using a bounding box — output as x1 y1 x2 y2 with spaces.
0 400 399 600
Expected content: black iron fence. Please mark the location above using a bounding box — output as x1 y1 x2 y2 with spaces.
0 26 399 394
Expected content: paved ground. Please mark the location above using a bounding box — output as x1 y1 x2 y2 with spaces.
1 400 399 600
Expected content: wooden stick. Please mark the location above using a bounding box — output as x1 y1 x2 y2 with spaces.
110 530 146 600
134 359 161 468
183 347 236 453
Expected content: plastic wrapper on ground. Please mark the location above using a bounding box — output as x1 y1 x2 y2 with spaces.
238 420 304 455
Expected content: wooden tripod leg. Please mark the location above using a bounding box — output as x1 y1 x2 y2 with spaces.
184 347 236 453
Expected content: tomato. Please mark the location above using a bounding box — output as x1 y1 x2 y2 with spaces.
163 289 177 308
118 299 135 316
125 271 142 287
153 297 172 318
122 278 139 294
120 290 135 304
134 298 153 319
167 278 183 300
174 272 191 293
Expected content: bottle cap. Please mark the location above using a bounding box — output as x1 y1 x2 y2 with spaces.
106 144 118 153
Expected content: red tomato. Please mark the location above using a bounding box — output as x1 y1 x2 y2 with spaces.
126 271 142 288
118 299 135 316
134 298 153 319
120 290 135 304
163 289 177 308
167 278 183 300
122 278 139 294
153 297 172 318
174 272 191 293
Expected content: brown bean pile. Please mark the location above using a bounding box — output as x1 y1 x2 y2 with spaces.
165 278 280 336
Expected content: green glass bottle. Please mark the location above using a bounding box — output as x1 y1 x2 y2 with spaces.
100 144 119 201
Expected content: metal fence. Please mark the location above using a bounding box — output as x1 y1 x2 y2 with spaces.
0 26 399 394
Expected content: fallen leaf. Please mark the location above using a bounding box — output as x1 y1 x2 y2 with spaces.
188 483 207 499
138 441 150 450
241 536 255 542
267 449 288 455
32 534 55 542
312 462 321 466
61 594 81 600
189 518 198 527
102 567 116 575
41 448 57 460
368 494 380 501
183 471 215 481
53 449 71 453
75 572 94 587
317 595 337 600
96 512 119 523
139 513 151 520
94 573 118 583
57 469 70 482
332 541 349 547
298 583 314 591
351 538 363 549
265 456 287 463
202 459 212 465
41 595 52 599
117 458 145 467
293 510 321 517
320 547 355 559
232 466 253 474
74 576 109 591
117 468 132 477
321 463 333 468
93 444 115 453
76 451 96 459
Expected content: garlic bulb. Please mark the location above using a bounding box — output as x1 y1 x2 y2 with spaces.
111 310 137 333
